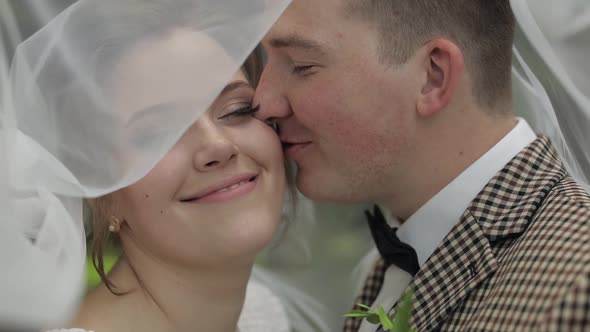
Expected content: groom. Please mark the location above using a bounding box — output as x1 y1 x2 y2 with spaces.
254 0 590 331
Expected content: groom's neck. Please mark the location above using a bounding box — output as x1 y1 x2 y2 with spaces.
383 107 517 221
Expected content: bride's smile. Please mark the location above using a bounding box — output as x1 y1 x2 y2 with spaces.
179 173 259 204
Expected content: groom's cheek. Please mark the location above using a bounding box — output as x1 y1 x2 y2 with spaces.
289 87 363 153
290 78 352 128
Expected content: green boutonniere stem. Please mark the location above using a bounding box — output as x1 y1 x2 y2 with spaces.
344 290 416 332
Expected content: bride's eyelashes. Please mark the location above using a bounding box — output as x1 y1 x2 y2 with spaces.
217 104 260 120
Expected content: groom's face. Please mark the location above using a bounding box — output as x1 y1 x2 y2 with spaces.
255 0 422 203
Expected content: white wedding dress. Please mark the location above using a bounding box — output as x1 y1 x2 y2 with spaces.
44 279 290 332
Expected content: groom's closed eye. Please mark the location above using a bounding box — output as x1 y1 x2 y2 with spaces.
290 64 318 79
265 34 328 78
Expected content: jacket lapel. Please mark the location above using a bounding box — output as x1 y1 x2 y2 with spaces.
386 211 498 331
382 136 567 331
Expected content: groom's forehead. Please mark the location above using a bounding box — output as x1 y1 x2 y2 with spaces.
264 0 346 52
273 0 346 29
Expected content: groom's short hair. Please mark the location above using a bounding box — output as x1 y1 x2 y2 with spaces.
345 0 515 109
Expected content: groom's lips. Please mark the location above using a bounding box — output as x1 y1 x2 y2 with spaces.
282 140 312 160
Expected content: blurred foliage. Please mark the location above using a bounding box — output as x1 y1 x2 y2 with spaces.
85 253 118 289
84 236 120 289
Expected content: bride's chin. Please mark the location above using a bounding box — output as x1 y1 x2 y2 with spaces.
131 208 283 269
174 217 281 268
221 221 280 261
227 227 277 261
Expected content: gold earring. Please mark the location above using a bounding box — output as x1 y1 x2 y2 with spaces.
109 216 121 233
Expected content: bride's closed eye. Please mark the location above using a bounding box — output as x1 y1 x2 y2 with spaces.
217 104 260 121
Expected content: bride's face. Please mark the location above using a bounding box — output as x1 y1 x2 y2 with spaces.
108 29 285 266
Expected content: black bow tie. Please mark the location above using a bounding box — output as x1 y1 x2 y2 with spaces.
365 205 420 276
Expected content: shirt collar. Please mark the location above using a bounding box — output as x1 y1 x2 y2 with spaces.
387 118 537 266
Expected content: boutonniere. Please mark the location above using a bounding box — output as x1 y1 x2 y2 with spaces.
344 290 416 332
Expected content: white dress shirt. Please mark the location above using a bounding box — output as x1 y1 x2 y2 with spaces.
357 118 537 332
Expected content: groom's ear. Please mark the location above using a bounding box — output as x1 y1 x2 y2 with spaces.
416 38 464 117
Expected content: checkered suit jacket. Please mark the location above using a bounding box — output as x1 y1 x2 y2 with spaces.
344 137 590 332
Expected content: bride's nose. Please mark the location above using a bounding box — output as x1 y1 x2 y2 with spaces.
192 120 238 172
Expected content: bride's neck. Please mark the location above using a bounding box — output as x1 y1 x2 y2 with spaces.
83 251 253 332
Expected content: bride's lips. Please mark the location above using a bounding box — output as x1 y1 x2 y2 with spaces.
282 141 312 160
180 174 258 204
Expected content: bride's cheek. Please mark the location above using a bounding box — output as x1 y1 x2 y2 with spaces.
256 124 283 163
239 129 281 174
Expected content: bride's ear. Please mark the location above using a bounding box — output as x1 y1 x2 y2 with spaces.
416 38 464 118
85 194 118 227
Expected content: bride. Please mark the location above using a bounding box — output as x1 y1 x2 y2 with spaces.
57 44 288 332
59 65 288 331
1 0 294 331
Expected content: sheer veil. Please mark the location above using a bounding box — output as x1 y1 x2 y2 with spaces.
0 0 291 329
1 1 589 331
511 0 590 189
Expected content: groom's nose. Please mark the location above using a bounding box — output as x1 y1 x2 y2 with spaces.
253 65 293 124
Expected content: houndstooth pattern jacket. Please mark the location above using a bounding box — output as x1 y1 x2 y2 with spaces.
344 136 590 332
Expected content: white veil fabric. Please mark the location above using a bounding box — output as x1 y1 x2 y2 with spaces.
511 0 590 189
1 0 589 331
256 198 373 332
0 0 291 329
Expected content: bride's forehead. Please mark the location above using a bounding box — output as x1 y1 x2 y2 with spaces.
121 29 231 66
109 33 237 94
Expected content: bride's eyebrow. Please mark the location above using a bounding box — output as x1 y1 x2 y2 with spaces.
124 82 252 127
219 81 253 96
125 101 188 127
